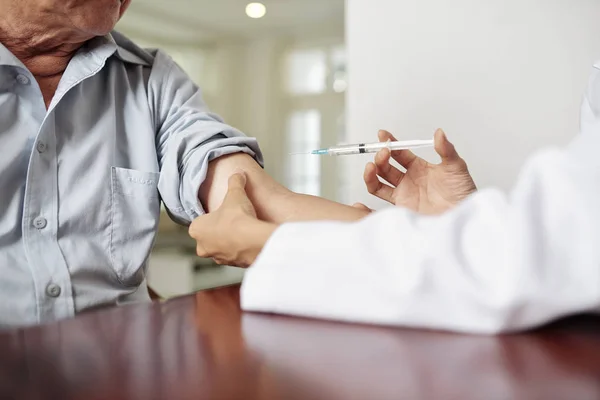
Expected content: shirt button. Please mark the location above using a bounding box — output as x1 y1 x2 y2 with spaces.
16 74 30 85
33 217 47 229
46 283 61 298
36 141 47 153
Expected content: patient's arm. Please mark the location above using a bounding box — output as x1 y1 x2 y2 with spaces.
199 153 369 222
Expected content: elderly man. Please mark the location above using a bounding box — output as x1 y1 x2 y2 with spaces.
0 0 371 327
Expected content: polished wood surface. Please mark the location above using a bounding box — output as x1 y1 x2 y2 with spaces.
0 285 599 400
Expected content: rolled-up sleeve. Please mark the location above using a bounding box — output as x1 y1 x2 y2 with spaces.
148 50 263 224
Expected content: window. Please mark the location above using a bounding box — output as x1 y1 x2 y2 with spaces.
284 49 328 95
285 110 321 196
282 45 347 201
330 46 348 93
335 111 352 204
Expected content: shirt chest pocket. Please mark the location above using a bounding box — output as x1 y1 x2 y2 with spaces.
110 167 161 286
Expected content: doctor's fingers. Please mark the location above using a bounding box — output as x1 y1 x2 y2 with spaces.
378 130 419 168
190 217 214 252
194 235 214 258
196 244 211 258
352 202 373 212
364 162 395 204
374 148 405 186
189 214 208 241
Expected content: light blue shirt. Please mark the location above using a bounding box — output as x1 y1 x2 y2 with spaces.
0 32 262 327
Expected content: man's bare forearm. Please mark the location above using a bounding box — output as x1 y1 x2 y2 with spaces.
199 153 369 223
257 191 370 223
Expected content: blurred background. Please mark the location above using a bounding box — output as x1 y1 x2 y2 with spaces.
118 0 600 299
116 0 349 297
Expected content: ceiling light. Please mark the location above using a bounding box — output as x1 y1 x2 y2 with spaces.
246 2 267 19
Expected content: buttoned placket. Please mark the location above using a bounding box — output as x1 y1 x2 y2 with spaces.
20 43 119 323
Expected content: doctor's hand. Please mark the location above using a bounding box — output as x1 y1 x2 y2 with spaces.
189 172 277 268
362 129 476 215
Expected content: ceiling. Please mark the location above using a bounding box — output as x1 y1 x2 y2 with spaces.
117 0 345 45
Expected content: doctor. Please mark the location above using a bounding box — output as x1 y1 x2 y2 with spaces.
189 63 600 334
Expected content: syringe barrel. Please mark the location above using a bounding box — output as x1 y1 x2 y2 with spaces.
328 143 385 155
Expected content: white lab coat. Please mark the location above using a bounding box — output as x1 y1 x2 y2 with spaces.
240 62 600 334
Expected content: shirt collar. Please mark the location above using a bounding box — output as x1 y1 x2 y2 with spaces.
103 33 151 66
0 42 25 68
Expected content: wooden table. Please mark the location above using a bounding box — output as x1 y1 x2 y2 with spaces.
1 285 599 400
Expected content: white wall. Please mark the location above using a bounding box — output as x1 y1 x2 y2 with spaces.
346 0 600 209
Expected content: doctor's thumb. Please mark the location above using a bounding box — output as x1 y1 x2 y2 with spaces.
434 129 460 164
225 171 257 218
226 171 249 198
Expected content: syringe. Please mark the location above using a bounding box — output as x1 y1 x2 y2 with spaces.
300 139 434 156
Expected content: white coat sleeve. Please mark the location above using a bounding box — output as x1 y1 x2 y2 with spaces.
241 67 600 335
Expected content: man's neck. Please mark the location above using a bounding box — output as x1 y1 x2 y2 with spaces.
0 15 95 108
0 17 91 78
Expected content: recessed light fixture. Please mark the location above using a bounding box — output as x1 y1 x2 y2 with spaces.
246 2 267 19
